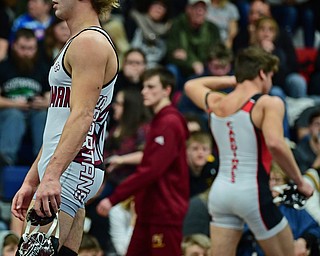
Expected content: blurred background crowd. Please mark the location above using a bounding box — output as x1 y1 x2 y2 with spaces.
0 0 320 255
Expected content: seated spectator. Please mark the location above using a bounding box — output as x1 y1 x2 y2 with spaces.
253 16 308 98
0 0 17 62
186 131 217 197
165 0 221 91
293 109 320 172
129 0 172 68
0 231 19 256
293 105 320 142
232 0 296 138
102 89 151 197
41 17 70 67
78 233 103 256
10 0 53 42
183 188 211 237
109 197 136 256
233 0 299 84
303 168 320 225
184 113 206 133
266 0 315 47
178 43 233 126
0 28 50 166
101 13 130 67
113 48 146 98
206 0 240 49
181 233 211 256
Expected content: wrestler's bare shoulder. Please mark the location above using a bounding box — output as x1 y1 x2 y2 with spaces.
256 94 284 109
67 29 114 61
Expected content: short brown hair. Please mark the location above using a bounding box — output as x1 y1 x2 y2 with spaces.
79 233 101 253
142 66 176 98
3 233 19 247
235 46 279 83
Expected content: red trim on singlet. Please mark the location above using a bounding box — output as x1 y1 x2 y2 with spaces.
260 134 272 175
241 99 255 112
255 128 273 230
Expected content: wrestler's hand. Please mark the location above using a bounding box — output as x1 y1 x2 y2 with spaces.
34 178 61 218
297 180 314 199
11 183 37 221
96 198 112 217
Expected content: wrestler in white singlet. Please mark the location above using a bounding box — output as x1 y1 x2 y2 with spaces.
208 94 288 240
38 27 118 217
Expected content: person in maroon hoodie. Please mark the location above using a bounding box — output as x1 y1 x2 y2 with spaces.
96 66 190 256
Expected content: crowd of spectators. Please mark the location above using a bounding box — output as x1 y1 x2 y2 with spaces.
0 0 320 255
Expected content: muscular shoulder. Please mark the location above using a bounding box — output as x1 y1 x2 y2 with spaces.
70 30 111 53
67 30 113 63
65 29 117 78
256 94 284 110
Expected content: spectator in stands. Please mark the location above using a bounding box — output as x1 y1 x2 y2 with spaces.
293 105 320 142
232 0 297 138
181 234 211 256
109 197 137 256
186 131 217 198
184 113 205 133
128 0 172 68
0 28 50 166
41 17 70 67
78 233 103 256
237 162 320 256
293 109 320 172
10 0 53 42
165 0 221 91
178 43 233 128
266 0 315 47
85 88 151 254
102 88 151 196
0 0 17 62
233 0 298 68
0 231 19 256
206 0 240 49
270 163 320 256
101 13 130 67
183 188 211 237
113 48 146 98
303 167 320 226
253 16 308 98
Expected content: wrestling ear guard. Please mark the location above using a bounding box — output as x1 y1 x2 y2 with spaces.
272 183 307 210
16 207 60 256
26 206 57 226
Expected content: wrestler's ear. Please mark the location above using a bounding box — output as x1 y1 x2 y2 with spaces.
258 69 267 81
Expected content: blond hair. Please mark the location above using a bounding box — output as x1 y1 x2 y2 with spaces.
271 162 290 184
91 0 119 16
181 234 211 255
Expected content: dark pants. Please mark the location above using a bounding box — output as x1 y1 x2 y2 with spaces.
127 222 183 256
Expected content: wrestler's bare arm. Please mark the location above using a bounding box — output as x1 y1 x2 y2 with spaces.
184 75 237 111
11 148 42 220
258 96 313 197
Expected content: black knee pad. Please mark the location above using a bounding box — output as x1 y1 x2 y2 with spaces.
58 246 77 256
